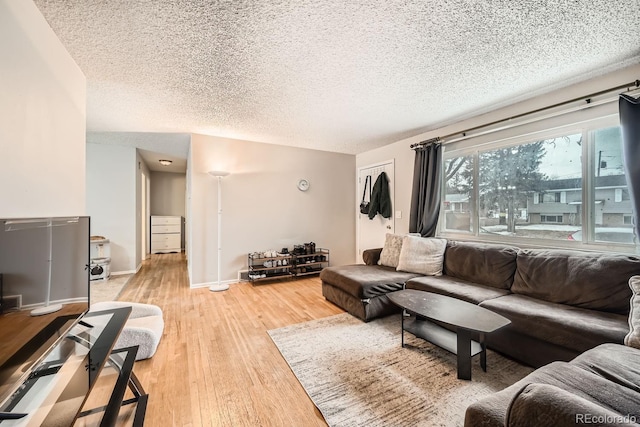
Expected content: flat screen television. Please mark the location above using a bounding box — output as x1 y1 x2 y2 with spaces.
0 216 90 409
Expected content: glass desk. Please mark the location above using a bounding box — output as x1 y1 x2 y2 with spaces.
0 308 147 426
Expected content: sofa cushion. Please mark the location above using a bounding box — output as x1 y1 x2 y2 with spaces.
511 249 640 314
397 236 447 276
405 275 510 305
570 343 640 395
465 355 640 427
319 264 421 299
362 248 382 265
505 383 633 427
625 275 640 349
443 241 518 290
479 294 628 353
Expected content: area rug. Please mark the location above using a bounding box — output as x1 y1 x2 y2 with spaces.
268 313 533 427
90 274 133 304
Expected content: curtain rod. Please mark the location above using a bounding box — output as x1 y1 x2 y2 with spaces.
410 79 640 150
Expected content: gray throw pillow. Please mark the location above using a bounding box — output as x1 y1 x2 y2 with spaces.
378 233 403 268
396 236 447 276
625 275 640 349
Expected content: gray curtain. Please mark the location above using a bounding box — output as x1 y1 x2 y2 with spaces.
409 143 442 237
620 94 640 243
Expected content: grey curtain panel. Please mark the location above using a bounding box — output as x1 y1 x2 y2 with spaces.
620 94 640 243
409 143 442 237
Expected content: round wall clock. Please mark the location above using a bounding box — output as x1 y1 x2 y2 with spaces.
297 179 310 192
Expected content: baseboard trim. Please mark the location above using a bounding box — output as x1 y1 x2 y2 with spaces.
111 269 137 276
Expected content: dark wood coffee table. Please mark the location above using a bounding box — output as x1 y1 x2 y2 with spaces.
387 289 511 380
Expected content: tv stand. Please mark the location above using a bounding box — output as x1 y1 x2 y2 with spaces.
0 307 148 426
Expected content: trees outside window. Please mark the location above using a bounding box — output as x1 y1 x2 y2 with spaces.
440 126 635 247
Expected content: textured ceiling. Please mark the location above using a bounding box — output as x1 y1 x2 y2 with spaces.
34 0 640 154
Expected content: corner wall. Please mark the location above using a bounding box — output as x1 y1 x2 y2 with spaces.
86 143 138 274
188 134 356 287
0 1 86 218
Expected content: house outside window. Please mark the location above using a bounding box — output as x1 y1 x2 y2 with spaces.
440 124 635 248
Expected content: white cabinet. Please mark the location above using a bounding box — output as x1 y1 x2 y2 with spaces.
150 216 182 253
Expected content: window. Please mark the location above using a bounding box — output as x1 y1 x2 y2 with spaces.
592 127 633 244
440 124 635 248
442 155 473 232
474 134 581 240
541 215 563 223
541 192 561 203
615 188 622 203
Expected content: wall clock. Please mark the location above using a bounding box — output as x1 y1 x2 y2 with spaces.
297 179 310 192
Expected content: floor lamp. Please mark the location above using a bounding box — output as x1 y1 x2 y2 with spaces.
208 171 230 292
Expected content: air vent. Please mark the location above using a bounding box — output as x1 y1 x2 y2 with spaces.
1 295 22 312
237 270 249 282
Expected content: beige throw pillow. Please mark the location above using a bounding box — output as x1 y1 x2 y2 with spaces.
624 275 640 349
396 236 447 276
378 233 404 268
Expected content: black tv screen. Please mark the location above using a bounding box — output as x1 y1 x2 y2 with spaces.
0 216 90 407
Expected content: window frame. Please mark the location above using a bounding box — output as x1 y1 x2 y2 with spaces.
437 114 636 253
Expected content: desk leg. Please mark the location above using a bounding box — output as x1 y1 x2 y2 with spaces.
457 329 472 380
480 332 487 372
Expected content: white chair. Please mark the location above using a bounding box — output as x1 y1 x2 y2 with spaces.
90 301 164 361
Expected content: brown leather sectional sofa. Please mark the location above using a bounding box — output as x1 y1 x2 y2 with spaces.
320 239 640 426
321 240 637 367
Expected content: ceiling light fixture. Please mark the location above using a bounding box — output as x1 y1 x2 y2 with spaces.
158 159 173 166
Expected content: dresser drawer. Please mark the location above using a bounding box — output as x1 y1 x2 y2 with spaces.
151 235 181 253
151 216 181 226
151 233 180 244
151 224 181 234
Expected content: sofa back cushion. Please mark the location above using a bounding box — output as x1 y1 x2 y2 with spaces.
511 249 640 314
443 241 518 290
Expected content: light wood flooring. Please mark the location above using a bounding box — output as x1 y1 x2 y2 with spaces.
115 252 343 426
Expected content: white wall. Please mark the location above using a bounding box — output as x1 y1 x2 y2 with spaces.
150 172 186 217
86 143 138 274
188 134 356 287
356 64 640 235
0 1 86 218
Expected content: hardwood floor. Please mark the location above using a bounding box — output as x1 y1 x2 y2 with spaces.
116 253 343 426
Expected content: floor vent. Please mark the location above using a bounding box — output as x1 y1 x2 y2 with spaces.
237 270 249 282
1 295 22 312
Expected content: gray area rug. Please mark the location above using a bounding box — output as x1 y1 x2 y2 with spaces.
90 274 132 304
268 313 533 427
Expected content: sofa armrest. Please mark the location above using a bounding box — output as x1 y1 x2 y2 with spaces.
506 383 636 426
362 248 383 265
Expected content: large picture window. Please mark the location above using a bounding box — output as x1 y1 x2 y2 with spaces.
440 125 635 249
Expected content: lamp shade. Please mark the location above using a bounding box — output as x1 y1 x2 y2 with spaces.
208 170 229 177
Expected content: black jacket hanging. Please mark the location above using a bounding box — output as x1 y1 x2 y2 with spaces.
368 172 392 219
